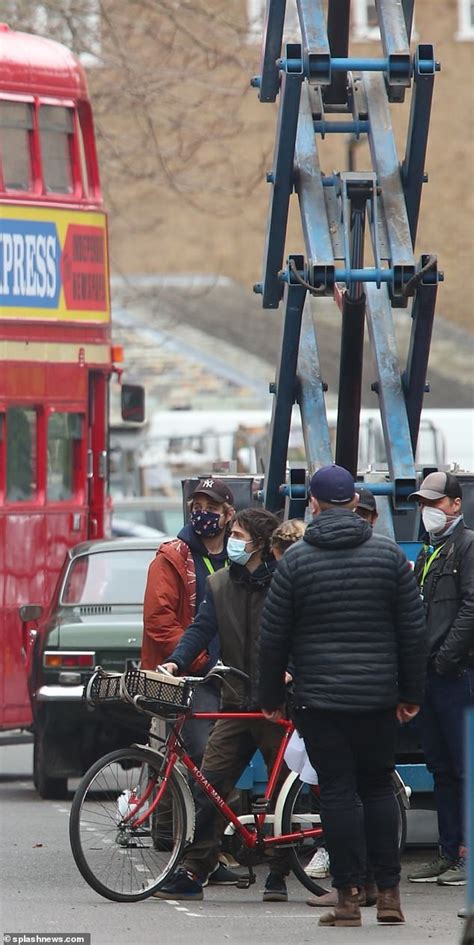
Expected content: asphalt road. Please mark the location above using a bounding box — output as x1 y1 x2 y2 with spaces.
0 744 467 945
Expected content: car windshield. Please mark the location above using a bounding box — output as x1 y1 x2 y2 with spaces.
61 549 155 605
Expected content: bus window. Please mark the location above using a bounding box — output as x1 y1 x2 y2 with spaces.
47 412 83 501
76 117 89 196
0 101 33 191
39 105 73 194
6 407 37 501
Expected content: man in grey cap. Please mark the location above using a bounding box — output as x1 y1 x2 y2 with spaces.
407 471 474 886
355 488 378 528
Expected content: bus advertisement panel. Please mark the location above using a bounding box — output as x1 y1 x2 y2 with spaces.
0 204 110 321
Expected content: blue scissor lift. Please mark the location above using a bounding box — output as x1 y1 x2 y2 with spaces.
247 2 474 911
254 0 440 528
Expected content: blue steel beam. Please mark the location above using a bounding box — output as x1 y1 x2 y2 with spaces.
365 282 416 506
325 0 350 105
364 71 415 301
278 55 437 77
401 0 415 41
296 301 333 474
278 481 416 499
257 0 286 103
376 0 411 98
264 268 307 512
295 83 335 286
403 264 438 456
261 60 303 308
296 0 331 85
401 45 437 246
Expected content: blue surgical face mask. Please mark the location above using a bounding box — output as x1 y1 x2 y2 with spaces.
227 536 253 566
190 508 223 537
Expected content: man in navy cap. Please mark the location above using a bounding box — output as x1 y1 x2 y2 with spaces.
259 464 426 928
406 471 474 886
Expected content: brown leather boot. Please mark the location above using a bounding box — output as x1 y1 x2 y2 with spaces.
307 883 377 908
318 887 362 927
364 882 378 907
377 885 405 924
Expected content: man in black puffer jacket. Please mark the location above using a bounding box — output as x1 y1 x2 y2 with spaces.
259 464 426 928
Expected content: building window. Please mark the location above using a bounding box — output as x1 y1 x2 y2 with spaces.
39 106 74 194
246 0 301 45
352 1 417 42
457 0 474 39
0 101 33 192
352 0 379 41
47 412 83 501
6 407 37 502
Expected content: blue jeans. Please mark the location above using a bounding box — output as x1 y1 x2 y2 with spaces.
418 667 474 860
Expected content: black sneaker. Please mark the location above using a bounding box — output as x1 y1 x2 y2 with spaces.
152 868 203 900
203 862 241 886
263 872 288 902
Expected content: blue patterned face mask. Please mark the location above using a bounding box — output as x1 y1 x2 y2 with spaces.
190 508 223 537
227 537 253 565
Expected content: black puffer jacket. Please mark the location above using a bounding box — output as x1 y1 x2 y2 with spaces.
258 509 426 713
414 520 474 676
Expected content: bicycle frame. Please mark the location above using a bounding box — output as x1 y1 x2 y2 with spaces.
124 708 323 853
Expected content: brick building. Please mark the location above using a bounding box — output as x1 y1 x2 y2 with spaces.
7 2 474 333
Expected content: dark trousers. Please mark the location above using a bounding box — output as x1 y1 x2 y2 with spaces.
418 667 474 860
180 682 220 767
182 716 290 880
295 707 400 891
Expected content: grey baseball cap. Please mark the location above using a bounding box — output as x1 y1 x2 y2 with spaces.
356 488 377 513
409 471 462 502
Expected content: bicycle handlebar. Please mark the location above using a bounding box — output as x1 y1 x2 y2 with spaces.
157 660 251 686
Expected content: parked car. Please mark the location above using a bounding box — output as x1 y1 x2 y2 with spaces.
26 538 162 799
111 516 166 539
111 496 183 538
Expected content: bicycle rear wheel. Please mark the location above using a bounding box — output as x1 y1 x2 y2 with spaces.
69 747 188 902
281 777 327 896
281 775 407 896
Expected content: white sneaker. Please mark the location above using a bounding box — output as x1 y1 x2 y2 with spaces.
305 847 330 878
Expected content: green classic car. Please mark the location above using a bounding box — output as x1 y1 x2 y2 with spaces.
29 537 162 798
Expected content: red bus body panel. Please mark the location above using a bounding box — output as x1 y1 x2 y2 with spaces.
0 27 113 729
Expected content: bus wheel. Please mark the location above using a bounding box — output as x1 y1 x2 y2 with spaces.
33 732 69 800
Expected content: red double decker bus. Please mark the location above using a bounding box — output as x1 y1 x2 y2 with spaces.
0 25 135 730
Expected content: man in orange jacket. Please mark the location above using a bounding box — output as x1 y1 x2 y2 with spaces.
142 475 234 698
141 477 237 885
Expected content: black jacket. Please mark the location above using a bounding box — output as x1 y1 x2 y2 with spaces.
169 560 276 708
414 520 474 676
258 509 426 713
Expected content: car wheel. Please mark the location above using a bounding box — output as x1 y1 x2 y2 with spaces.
33 731 69 800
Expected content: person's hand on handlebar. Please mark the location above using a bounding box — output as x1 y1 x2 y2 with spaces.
159 662 179 675
262 706 285 722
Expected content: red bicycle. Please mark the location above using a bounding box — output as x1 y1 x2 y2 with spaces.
69 664 408 902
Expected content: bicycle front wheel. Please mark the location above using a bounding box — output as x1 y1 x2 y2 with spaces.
69 747 188 902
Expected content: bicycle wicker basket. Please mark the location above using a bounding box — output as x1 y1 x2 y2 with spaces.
121 669 194 717
84 668 122 705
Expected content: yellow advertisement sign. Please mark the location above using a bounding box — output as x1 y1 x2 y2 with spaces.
0 204 110 322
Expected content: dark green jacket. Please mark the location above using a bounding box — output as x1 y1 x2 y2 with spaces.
170 560 276 708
